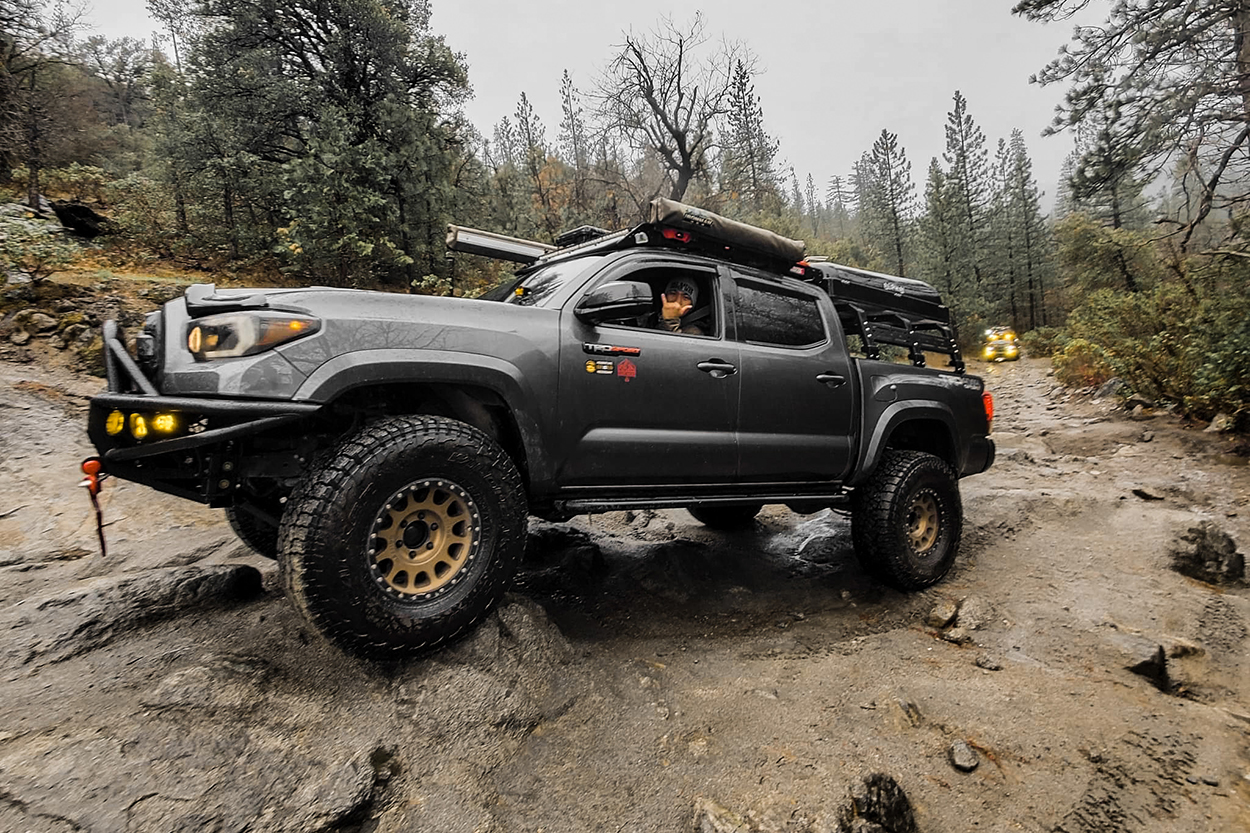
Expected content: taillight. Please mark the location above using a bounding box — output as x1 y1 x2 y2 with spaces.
982 392 994 431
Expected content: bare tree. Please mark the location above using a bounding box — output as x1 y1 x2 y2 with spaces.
593 14 746 207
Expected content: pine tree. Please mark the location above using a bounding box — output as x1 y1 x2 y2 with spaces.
176 0 470 284
1016 0 1250 251
1006 129 1053 328
918 158 959 297
557 69 591 223
514 92 560 240
988 138 1021 327
826 175 850 239
721 58 779 215
863 129 916 277
804 172 819 235
943 91 991 290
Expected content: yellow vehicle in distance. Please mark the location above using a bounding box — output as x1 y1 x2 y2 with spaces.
982 326 1020 362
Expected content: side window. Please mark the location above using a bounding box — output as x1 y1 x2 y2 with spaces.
735 280 826 347
599 266 718 337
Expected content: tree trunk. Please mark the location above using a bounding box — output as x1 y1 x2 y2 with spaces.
25 68 40 212
223 183 239 260
1234 9 1250 122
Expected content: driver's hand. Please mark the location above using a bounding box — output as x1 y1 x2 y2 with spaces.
661 292 692 320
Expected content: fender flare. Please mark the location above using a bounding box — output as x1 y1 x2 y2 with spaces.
848 400 959 486
292 348 547 475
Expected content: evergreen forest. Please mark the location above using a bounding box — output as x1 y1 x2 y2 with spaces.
2 0 1248 427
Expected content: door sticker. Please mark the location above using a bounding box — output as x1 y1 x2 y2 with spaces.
586 360 615 375
583 343 642 356
617 358 637 382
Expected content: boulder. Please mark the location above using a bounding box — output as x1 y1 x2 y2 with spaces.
948 740 980 772
839 773 918 833
925 600 958 629
1205 412 1235 433
51 200 111 238
1168 522 1245 585
0 565 264 668
1095 377 1125 399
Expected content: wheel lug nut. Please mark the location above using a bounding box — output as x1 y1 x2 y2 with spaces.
430 523 438 530
418 511 425 520
426 542 434 549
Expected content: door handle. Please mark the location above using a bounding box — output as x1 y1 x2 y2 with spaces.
816 373 846 387
697 359 738 378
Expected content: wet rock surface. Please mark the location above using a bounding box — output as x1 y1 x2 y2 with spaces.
1 356 1248 832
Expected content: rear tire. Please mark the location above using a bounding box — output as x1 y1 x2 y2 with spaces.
851 450 961 589
278 416 527 660
686 504 762 530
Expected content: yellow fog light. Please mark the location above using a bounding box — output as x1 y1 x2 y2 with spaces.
188 326 202 353
130 413 149 440
105 410 125 435
152 413 177 433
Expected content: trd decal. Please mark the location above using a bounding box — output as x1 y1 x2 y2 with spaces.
583 343 642 356
617 358 637 382
585 360 615 375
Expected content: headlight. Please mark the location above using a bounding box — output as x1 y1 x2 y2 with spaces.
187 312 320 360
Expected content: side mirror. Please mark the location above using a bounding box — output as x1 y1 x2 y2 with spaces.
574 280 654 325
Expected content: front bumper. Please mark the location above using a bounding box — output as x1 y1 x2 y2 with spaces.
88 321 321 504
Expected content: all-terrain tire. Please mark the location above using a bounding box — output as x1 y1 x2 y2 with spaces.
278 416 527 660
225 502 281 560
686 504 762 530
851 450 962 590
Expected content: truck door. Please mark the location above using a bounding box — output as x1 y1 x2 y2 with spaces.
555 260 740 486
730 270 857 483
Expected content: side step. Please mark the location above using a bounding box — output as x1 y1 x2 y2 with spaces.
554 492 850 514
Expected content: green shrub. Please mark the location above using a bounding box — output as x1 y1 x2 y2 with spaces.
1052 337 1114 387
1020 326 1068 357
0 217 78 281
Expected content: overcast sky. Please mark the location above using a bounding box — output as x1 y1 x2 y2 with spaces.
86 0 1099 213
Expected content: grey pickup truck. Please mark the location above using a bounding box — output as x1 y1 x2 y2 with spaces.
85 199 994 659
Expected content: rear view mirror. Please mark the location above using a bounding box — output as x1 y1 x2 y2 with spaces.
574 280 654 325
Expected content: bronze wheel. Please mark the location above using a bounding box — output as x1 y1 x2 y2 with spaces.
851 450 962 590
907 490 940 554
278 416 527 660
369 479 480 599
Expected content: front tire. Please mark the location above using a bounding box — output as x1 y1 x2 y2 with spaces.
686 504 762 529
279 416 527 660
851 450 962 590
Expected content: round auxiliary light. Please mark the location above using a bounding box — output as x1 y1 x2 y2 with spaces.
105 410 125 435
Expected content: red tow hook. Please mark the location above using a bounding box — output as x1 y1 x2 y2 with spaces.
80 457 109 558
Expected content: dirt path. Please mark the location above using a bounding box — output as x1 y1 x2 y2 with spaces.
0 357 1247 832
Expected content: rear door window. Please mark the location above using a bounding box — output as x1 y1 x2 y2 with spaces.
734 279 827 347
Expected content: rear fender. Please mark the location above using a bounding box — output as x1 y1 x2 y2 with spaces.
849 402 959 486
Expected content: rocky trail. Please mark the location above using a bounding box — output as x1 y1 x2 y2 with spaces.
0 356 1247 832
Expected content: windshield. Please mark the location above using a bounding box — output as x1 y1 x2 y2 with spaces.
481 255 608 307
